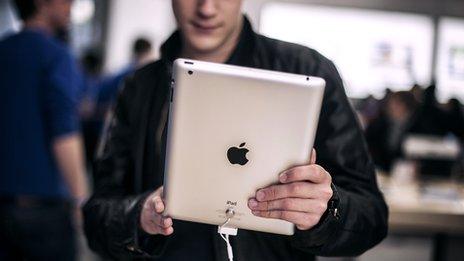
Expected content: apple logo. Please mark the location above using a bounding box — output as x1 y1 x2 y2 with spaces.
227 142 249 165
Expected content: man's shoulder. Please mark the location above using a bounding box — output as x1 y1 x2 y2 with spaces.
117 60 167 102
24 30 75 63
131 60 167 83
256 33 323 59
0 30 74 69
22 30 71 57
254 33 333 75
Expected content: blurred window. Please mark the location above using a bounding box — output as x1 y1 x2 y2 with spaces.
436 17 464 103
260 3 434 98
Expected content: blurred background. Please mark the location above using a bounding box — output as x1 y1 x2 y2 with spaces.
1 0 464 260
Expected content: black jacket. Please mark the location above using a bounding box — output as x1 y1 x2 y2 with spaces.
83 17 388 260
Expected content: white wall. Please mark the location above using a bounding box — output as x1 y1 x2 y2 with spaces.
436 17 464 103
103 0 176 73
259 3 435 98
103 0 265 73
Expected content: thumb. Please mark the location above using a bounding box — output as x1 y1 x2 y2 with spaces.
310 148 316 164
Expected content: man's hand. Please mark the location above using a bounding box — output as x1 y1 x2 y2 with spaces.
248 149 333 230
140 186 174 236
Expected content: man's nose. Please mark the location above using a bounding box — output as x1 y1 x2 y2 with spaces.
197 0 218 19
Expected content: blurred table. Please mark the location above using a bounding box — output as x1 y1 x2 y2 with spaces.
378 173 464 260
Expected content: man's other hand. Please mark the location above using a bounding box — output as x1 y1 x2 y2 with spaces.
248 149 333 230
140 186 174 236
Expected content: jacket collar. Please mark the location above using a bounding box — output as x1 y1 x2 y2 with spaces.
160 15 256 67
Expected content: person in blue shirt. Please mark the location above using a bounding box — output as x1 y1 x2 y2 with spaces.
84 38 154 165
97 37 154 113
0 0 88 260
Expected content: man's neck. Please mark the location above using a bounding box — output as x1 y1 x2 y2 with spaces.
23 16 53 36
181 17 243 63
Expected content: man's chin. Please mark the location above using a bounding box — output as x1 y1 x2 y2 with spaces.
185 34 223 51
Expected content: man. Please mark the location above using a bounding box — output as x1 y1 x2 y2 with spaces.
366 91 418 171
0 0 88 260
84 1 388 260
85 38 154 164
97 37 155 109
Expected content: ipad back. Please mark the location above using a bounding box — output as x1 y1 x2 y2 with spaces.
164 59 325 235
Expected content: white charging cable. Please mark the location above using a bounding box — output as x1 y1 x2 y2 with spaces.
218 208 237 261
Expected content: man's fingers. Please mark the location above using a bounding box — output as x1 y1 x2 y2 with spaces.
143 219 174 235
160 217 173 228
160 226 174 236
279 165 330 184
256 182 319 201
151 196 165 214
248 198 327 214
251 210 321 230
144 214 173 233
151 214 173 228
310 148 316 165
142 194 173 234
140 187 174 236
152 221 174 235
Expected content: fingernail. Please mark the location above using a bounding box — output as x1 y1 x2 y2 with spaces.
279 173 287 182
248 199 258 208
166 227 173 235
256 190 265 201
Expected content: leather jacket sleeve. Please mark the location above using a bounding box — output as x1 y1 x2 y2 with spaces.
290 57 389 256
82 76 167 259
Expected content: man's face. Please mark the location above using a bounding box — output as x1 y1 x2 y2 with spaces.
172 0 243 54
42 0 72 31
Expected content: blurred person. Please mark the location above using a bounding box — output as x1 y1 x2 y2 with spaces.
80 48 103 113
357 95 381 128
84 1 388 260
79 47 103 120
408 85 463 176
443 98 464 141
79 48 104 165
81 38 154 165
0 0 89 260
132 37 155 66
410 83 424 104
443 98 464 178
379 87 393 113
366 91 418 171
409 85 464 140
97 37 154 110
409 85 450 136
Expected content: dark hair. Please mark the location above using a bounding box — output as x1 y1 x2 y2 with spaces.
13 0 37 21
81 48 103 76
132 38 152 57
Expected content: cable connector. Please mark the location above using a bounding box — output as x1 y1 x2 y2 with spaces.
218 207 238 261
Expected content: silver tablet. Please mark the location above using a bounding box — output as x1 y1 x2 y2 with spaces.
163 58 325 235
